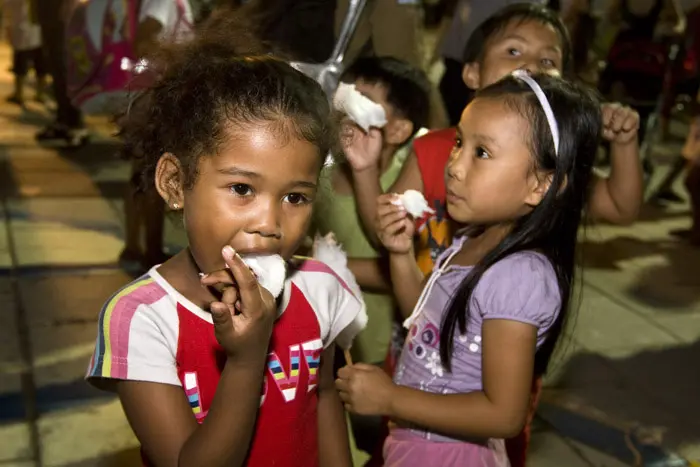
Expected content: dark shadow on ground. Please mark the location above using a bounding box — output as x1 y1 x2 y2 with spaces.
549 340 700 453
578 234 700 309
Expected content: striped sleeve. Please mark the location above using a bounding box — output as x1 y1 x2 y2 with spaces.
86 277 181 388
293 259 367 349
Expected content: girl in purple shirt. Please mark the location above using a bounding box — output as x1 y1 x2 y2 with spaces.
336 71 614 466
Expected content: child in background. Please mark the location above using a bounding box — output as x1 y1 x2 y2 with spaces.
337 72 602 466
346 2 642 276
315 56 430 367
3 0 46 105
343 6 639 465
312 56 430 455
87 30 361 467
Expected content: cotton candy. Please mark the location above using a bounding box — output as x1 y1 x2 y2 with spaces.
241 254 287 299
312 233 368 350
333 82 388 132
394 189 434 218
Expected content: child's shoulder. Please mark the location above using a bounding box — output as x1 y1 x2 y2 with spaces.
287 256 356 296
101 272 170 312
483 251 557 288
98 271 176 329
474 251 561 326
286 256 366 349
413 127 457 153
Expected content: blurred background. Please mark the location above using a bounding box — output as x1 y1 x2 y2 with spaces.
0 0 699 465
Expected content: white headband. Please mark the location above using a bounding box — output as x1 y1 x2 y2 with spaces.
511 69 559 156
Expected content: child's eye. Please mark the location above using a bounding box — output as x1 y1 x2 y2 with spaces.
475 146 491 159
507 48 521 56
453 136 463 150
284 193 311 205
230 183 253 196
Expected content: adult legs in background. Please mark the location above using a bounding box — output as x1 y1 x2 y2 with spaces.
7 50 29 105
121 163 167 271
35 0 88 147
29 47 48 102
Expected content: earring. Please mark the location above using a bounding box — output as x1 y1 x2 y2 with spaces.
172 203 179 209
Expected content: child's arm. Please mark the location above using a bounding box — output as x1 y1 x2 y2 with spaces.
117 360 267 467
337 254 558 440
344 129 424 247
111 250 276 467
347 257 391 292
348 254 424 314
337 320 537 440
389 252 425 318
588 104 642 225
317 344 352 467
374 193 426 316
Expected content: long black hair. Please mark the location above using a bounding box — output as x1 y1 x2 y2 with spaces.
439 73 601 376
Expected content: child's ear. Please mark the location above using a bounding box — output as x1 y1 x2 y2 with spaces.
155 153 185 209
385 118 414 146
524 171 555 207
462 62 481 90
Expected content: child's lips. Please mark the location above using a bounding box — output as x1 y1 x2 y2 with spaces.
446 188 463 202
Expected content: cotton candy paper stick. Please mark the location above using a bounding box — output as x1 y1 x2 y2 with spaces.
343 349 353 366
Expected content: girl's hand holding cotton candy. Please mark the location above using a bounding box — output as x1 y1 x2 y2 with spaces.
393 189 434 218
334 82 385 172
239 254 287 299
341 124 383 172
375 193 414 255
200 246 277 361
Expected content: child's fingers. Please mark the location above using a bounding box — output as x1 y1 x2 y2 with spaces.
601 103 617 126
220 285 241 311
377 193 402 208
223 246 266 315
620 110 639 133
377 210 409 232
377 201 405 218
210 301 233 329
200 269 234 287
383 218 409 237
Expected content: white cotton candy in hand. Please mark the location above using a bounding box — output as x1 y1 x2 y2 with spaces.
333 82 388 132
241 254 287 299
312 233 368 350
394 189 434 218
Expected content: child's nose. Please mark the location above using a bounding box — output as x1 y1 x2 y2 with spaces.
247 202 282 239
446 155 466 182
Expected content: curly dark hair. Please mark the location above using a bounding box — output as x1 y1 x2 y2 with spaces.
119 11 335 193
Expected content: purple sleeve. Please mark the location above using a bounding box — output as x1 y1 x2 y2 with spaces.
472 252 561 332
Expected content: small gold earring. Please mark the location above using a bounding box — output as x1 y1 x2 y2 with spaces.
172 203 179 209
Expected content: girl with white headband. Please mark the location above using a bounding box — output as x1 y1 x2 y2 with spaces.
335 72 601 466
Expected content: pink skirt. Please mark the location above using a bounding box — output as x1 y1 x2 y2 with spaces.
384 429 510 467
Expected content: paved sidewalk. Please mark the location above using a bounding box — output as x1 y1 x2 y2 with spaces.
0 42 698 467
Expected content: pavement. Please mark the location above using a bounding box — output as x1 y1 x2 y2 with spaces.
0 42 698 467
